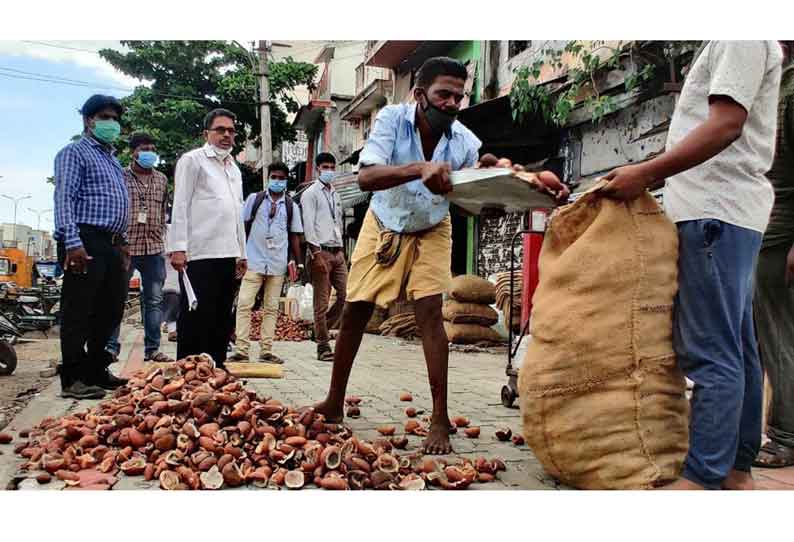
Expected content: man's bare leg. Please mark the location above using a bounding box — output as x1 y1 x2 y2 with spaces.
722 469 755 490
314 301 375 423
414 294 452 455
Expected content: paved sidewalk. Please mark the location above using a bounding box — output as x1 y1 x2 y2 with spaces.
2 322 792 490
0 325 560 490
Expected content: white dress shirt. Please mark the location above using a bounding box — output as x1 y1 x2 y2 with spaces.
169 143 247 261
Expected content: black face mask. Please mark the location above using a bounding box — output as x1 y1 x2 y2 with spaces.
420 92 457 135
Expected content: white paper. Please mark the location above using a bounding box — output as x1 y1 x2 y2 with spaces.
181 270 198 311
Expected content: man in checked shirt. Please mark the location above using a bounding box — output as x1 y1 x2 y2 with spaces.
53 95 132 400
104 132 172 364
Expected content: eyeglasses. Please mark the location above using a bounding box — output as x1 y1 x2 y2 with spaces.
209 127 236 135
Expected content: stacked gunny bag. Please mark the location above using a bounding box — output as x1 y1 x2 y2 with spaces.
518 181 689 489
443 275 503 345
494 271 523 333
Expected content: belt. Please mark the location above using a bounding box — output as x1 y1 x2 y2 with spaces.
77 224 126 246
321 245 342 253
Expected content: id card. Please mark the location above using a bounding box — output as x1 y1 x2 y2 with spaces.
266 235 277 250
137 212 148 224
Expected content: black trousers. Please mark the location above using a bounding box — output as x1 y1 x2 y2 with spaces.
177 258 237 367
57 226 128 387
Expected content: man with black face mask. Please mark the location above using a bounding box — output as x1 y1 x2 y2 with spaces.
312 57 482 455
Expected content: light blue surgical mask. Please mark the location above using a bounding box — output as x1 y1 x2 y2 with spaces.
319 170 335 184
136 151 159 169
91 119 121 144
269 179 287 193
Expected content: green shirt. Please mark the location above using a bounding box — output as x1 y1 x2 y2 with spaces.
763 64 794 249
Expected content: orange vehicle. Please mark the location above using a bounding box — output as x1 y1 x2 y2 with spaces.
0 248 34 288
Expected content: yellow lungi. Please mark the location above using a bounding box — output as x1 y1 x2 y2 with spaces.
346 209 452 309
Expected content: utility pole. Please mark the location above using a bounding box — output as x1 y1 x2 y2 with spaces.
253 40 291 189
257 40 273 189
2 194 32 247
28 207 52 231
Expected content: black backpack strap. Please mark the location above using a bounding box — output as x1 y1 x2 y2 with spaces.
285 194 296 262
284 195 294 236
244 191 268 238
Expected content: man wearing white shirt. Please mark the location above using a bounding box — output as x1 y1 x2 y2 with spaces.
602 41 783 489
301 153 347 362
169 109 247 369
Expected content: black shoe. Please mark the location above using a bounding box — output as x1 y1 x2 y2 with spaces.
89 368 129 390
61 381 107 400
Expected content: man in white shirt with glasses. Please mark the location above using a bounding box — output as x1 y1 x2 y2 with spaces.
169 108 247 370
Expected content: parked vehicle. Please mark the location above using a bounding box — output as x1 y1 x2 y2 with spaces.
0 311 21 376
0 283 58 333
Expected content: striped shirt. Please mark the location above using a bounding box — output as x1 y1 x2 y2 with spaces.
53 136 130 249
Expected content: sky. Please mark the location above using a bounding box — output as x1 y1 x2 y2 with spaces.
0 40 329 234
0 40 135 232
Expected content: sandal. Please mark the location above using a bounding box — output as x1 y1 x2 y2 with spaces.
259 353 284 365
317 346 334 362
145 352 173 362
752 440 794 469
226 352 249 363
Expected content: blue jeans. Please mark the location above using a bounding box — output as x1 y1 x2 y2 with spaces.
674 219 763 489
106 253 166 358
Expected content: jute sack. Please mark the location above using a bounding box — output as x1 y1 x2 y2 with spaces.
442 300 499 326
444 322 502 345
518 182 689 490
448 275 496 305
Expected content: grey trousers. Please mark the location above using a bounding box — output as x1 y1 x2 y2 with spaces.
754 243 794 449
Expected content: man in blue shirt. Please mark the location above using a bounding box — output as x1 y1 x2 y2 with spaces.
53 94 131 400
229 162 303 364
314 57 485 455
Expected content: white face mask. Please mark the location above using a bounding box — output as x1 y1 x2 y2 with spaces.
212 145 231 159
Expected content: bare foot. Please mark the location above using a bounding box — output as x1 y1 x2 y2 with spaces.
313 398 344 424
423 419 453 455
658 478 705 490
723 469 755 490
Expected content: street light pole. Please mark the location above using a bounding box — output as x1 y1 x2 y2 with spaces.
2 194 32 247
28 208 52 231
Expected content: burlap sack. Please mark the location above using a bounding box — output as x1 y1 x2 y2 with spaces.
448 275 496 304
518 183 689 490
444 322 502 345
443 300 499 326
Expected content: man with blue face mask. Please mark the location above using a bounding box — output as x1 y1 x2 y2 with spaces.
229 162 303 364
53 94 131 399
105 132 171 364
300 153 346 361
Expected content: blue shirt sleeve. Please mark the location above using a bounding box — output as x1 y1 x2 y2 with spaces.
358 106 399 167
53 145 84 250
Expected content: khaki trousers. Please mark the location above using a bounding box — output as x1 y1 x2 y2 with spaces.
235 270 284 357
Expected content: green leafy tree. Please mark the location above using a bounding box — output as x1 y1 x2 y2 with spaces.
98 41 317 195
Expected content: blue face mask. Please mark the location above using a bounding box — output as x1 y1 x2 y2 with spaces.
319 170 335 184
136 150 159 169
269 179 287 193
